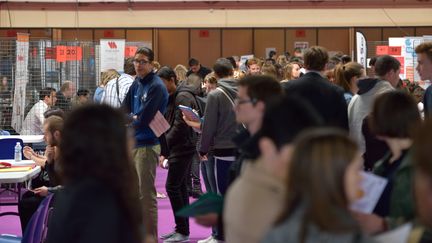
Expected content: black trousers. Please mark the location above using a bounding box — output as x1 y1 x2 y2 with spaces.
166 153 194 235
18 190 44 232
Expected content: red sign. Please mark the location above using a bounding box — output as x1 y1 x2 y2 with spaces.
388 46 402 56
199 30 209 38
125 46 138 58
395 56 404 75
56 46 67 62
45 47 55 59
55 46 82 62
295 29 306 38
65 46 82 61
376 46 389 55
104 30 114 38
7 30 17 37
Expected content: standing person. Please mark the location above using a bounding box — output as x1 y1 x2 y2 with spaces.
187 58 212 80
355 91 421 234
46 105 143 243
281 46 348 130
102 57 136 108
348 55 399 158
246 58 262 76
94 69 119 104
123 47 169 241
415 42 432 117
262 129 372 243
411 119 432 242
20 87 57 135
158 66 198 242
55 81 75 113
333 62 366 104
198 58 238 242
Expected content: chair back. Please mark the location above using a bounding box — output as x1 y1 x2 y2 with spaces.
0 138 24 160
22 193 54 243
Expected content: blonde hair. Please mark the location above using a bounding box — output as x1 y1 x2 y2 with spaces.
174 64 188 82
283 62 301 81
100 69 120 86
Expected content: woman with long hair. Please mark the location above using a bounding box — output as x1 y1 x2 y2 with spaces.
281 62 302 83
47 105 143 243
262 129 372 243
334 62 365 104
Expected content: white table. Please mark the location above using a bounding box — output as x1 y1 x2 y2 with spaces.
0 135 44 144
0 160 40 216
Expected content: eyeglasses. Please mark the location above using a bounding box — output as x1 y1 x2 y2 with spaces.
235 98 256 106
133 59 150 65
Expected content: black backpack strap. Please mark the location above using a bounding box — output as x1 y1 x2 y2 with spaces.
115 76 121 105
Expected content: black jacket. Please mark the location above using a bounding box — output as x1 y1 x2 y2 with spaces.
54 91 72 113
163 84 198 158
281 72 349 130
186 66 212 80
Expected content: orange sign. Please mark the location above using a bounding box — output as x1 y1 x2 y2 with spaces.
56 46 67 62
65 46 83 61
388 46 402 56
125 46 137 58
376 46 389 55
55 46 82 62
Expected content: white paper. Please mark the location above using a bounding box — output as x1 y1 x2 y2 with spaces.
350 171 387 214
373 223 412 243
148 111 170 138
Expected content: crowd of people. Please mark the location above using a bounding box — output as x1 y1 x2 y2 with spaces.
5 41 432 243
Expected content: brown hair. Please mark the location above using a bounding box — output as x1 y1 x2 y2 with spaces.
413 119 432 177
44 115 64 134
303 46 329 71
261 64 278 79
278 128 359 241
204 72 217 85
369 91 421 138
415 42 432 63
237 75 282 104
246 57 262 67
334 62 364 93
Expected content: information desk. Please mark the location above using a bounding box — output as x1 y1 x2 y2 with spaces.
0 160 40 216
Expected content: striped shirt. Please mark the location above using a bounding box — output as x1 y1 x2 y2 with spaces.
101 74 134 108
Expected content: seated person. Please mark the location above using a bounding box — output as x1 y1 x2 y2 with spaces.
19 115 63 232
46 105 143 243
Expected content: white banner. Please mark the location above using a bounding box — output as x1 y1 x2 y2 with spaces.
100 39 125 72
11 33 30 133
356 32 367 68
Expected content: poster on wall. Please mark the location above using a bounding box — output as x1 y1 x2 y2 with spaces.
12 33 30 133
355 32 367 68
100 39 125 72
294 41 309 50
265 48 276 59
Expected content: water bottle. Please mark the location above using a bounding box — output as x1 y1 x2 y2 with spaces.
14 142 22 162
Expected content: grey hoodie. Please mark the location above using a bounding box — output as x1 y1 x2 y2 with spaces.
199 78 238 156
348 78 394 154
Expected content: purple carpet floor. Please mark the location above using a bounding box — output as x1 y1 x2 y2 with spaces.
0 167 211 242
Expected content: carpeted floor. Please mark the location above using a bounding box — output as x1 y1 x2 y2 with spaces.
0 167 211 243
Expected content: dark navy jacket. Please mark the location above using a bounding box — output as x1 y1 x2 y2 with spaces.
123 72 168 147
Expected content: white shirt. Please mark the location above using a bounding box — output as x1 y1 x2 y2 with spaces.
101 74 134 108
20 100 48 135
